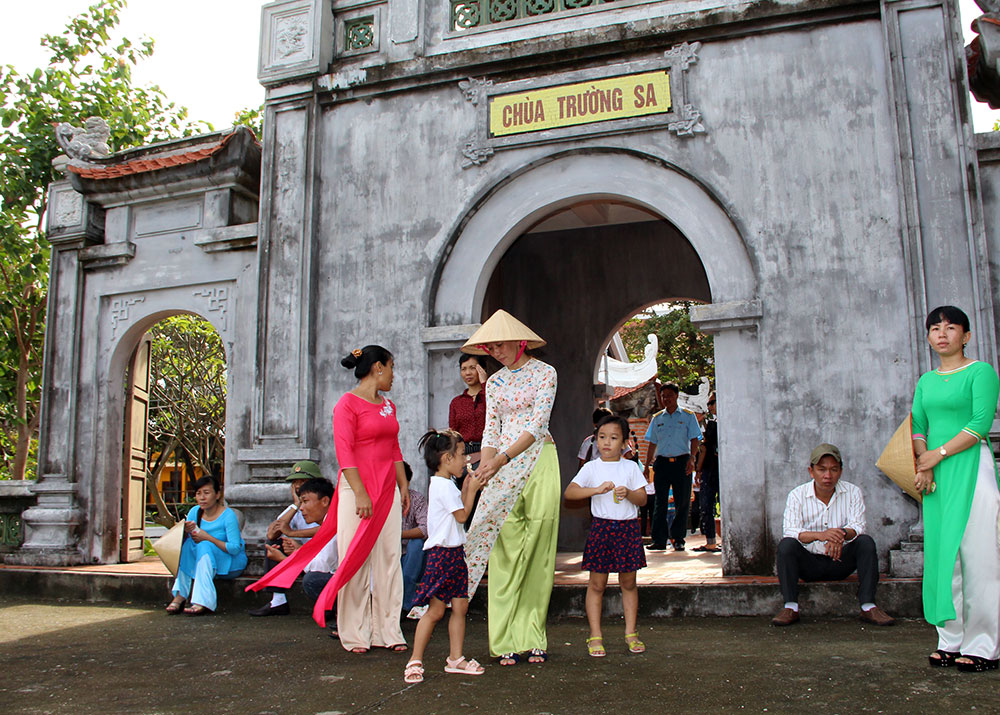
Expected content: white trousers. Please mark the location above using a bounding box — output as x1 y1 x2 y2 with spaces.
336 480 404 651
936 442 1000 659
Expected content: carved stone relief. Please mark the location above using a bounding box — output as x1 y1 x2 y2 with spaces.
109 296 146 338
51 189 83 229
274 13 310 62
192 287 230 331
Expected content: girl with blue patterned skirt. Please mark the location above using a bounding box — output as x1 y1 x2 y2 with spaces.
564 414 648 657
404 429 486 683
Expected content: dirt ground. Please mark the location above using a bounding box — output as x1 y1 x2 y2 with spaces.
1 596 997 714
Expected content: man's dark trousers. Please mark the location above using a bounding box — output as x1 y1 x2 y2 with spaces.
652 455 691 547
699 464 719 540
777 535 879 604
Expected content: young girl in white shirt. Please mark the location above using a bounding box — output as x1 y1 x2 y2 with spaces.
564 414 648 657
404 429 486 683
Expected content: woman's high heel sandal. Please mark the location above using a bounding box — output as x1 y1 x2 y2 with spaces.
955 655 999 672
927 649 959 667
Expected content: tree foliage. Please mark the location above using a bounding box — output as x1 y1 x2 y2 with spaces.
144 315 226 524
620 302 715 392
0 0 202 478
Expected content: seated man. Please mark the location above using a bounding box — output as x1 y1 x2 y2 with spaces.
262 477 338 604
772 443 894 627
248 461 324 616
400 462 428 614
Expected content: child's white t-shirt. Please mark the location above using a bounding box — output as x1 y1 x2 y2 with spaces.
571 458 647 521
423 476 467 549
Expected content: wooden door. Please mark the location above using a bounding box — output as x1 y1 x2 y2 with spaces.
121 335 152 562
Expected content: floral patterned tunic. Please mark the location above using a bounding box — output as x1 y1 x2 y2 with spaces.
465 357 557 597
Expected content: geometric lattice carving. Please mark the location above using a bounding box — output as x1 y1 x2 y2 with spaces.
452 0 615 30
345 16 375 50
192 286 230 332
110 296 145 338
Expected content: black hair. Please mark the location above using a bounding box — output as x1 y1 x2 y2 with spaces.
925 305 970 333
403 461 413 482
596 413 630 440
341 345 393 379
193 475 221 493
417 429 464 471
297 477 333 501
661 382 680 395
459 353 485 368
591 407 612 425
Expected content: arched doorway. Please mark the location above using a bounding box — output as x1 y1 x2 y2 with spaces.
480 204 710 549
428 150 769 574
120 314 228 562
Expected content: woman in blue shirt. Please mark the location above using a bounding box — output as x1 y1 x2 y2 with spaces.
165 476 248 615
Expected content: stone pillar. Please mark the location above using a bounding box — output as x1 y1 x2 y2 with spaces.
881 0 998 371
6 180 103 565
691 300 768 575
236 0 333 480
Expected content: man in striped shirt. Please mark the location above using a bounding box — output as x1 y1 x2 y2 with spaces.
771 443 895 627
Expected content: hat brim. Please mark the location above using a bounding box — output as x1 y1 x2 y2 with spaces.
461 309 546 354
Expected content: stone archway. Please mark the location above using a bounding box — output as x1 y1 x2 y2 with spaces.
95 286 236 564
426 149 769 574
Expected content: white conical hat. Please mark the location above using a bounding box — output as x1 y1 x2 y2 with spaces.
461 309 546 355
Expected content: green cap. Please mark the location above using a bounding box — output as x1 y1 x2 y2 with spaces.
286 460 323 481
809 443 842 465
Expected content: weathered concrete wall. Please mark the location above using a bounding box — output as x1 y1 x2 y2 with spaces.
289 1 980 572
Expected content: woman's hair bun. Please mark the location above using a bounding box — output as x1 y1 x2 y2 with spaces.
341 345 393 379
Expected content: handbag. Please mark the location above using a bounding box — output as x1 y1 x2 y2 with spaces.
876 415 922 502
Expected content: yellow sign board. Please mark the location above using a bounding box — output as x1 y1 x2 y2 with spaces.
488 71 672 138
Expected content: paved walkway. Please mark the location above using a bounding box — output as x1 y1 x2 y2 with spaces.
0 596 993 715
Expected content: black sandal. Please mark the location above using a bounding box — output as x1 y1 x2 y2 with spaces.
927 649 959 667
956 655 999 672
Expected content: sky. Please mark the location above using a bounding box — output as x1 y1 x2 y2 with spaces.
1 0 998 131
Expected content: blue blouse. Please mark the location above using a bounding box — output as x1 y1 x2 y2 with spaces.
178 505 247 577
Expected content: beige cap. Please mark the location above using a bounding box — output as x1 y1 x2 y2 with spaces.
461 309 546 355
809 443 842 465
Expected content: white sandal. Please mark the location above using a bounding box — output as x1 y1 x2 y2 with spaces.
403 660 424 683
444 656 484 675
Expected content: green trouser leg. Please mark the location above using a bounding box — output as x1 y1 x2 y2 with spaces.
487 443 561 656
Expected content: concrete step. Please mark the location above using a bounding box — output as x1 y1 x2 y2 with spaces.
0 566 923 619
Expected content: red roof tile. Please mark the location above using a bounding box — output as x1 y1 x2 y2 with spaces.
67 130 241 180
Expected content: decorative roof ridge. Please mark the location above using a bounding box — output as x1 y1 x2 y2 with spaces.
65 127 259 181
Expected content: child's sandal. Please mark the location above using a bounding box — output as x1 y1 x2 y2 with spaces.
625 632 646 654
403 660 424 683
586 636 606 658
498 652 520 666
445 656 485 675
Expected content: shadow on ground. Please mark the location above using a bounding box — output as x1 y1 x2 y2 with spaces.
0 596 994 714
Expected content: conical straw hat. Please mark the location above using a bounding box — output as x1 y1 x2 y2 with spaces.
462 309 546 355
152 521 185 576
876 415 921 503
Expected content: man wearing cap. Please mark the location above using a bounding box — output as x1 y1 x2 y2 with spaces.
772 444 894 627
643 383 703 551
248 460 324 617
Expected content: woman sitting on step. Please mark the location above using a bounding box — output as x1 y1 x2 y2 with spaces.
165 476 248 616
